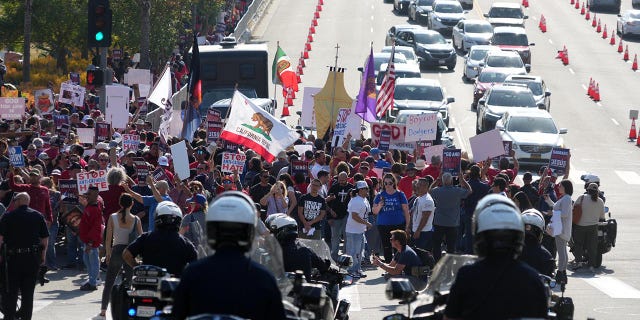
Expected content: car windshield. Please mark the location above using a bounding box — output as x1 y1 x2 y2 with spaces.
374 54 407 72
435 3 463 13
487 90 536 107
377 70 421 85
394 84 444 101
492 33 529 46
396 49 416 61
486 55 524 68
415 33 447 44
466 23 493 33
489 7 524 18
507 81 542 95
470 49 490 60
507 116 557 133
418 0 435 5
478 71 508 83
629 12 640 19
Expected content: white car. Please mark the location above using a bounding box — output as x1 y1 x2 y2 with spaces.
463 45 501 80
389 77 455 125
394 110 456 148
483 2 528 27
364 52 408 79
381 46 420 68
617 10 640 38
496 109 567 165
427 0 466 35
375 62 422 92
480 50 529 75
452 19 494 53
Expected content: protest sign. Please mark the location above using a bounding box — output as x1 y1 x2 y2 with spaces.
442 148 462 177
548 147 570 176
469 129 505 162
76 170 108 194
301 87 321 128
345 109 362 138
170 140 190 180
105 85 131 129
59 179 79 204
416 141 433 159
0 97 25 120
58 82 75 105
152 167 175 189
95 122 111 142
207 109 222 122
53 115 69 129
424 144 445 163
112 49 122 61
222 140 239 153
294 145 313 160
332 108 352 148
134 158 149 187
34 89 54 115
124 69 153 87
291 160 309 178
207 121 223 143
8 146 24 167
122 134 140 153
378 130 391 152
57 124 70 141
631 110 639 120
71 85 85 107
493 141 513 161
406 112 438 142
221 153 247 173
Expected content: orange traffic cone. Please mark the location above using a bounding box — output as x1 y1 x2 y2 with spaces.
296 71 301 84
593 83 601 102
587 78 594 98
571 0 575 4
618 39 624 52
585 8 590 20
314 11 320 19
592 13 597 27
303 48 309 59
539 15 547 32
624 45 630 61
309 25 316 34
581 3 585 14
297 63 304 75
629 118 637 140
312 18 318 26
602 24 608 39
317 4 322 11
318 0 324 5
597 19 602 32
633 54 638 71
610 32 616 45
299 53 305 67
523 0 529 8
575 0 580 8
305 42 312 51
281 104 290 117
308 34 314 43
562 46 569 65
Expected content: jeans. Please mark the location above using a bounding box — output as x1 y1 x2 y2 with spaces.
555 237 569 272
378 224 405 263
364 215 382 260
459 212 474 254
82 244 100 286
432 225 458 262
329 216 348 262
66 227 83 267
411 231 433 252
572 224 598 267
345 233 365 275
46 221 59 268
101 245 133 310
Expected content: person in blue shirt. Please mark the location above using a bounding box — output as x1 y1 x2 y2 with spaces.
373 173 410 262
372 229 426 290
370 148 391 169
124 175 173 232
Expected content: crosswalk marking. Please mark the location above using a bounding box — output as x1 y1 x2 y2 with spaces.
615 170 640 185
32 300 52 314
583 276 640 299
339 282 362 312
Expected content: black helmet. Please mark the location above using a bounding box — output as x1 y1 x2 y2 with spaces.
472 194 525 259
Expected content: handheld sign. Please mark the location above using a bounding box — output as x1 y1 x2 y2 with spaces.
122 134 140 153
170 140 190 180
207 121 223 143
442 148 462 177
291 160 309 179
59 179 79 204
133 158 149 187
95 122 111 143
469 129 505 162
406 112 438 142
548 147 570 176
207 109 222 122
221 153 247 174
8 146 24 167
331 108 352 148
378 129 391 152
416 141 433 159
53 115 70 129
0 97 25 120
76 170 108 194
152 167 175 189
493 141 513 161
57 123 71 141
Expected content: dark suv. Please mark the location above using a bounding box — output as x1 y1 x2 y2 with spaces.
395 29 457 70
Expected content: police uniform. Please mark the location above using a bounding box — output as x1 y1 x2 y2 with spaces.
0 205 49 320
281 239 329 280
171 248 286 320
520 236 556 277
125 229 197 276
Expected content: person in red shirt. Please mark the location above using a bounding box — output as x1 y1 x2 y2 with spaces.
484 150 520 185
421 155 441 180
398 162 419 199
7 168 53 225
99 168 127 223
78 186 104 291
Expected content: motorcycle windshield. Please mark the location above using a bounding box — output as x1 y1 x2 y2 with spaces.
297 238 334 264
249 234 292 297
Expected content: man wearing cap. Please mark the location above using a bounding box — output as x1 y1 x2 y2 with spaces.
91 142 110 162
78 186 104 291
157 155 175 183
345 181 373 278
25 144 45 169
38 152 52 174
398 163 419 199
7 168 53 226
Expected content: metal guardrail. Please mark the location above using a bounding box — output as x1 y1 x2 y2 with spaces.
232 0 273 43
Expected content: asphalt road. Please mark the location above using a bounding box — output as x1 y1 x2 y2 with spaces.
22 0 640 319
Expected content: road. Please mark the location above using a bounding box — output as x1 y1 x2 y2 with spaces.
24 0 640 319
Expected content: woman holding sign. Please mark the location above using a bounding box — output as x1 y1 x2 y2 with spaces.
372 174 410 263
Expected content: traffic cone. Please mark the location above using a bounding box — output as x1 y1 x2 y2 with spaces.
602 24 608 39
297 63 304 75
314 11 320 19
317 4 322 11
556 47 566 63
571 0 575 5
539 15 547 32
624 45 630 61
306 42 312 51
587 78 594 97
592 13 597 27
312 18 318 26
597 19 602 32
629 118 637 140
281 102 290 117
581 3 585 14
522 0 529 8
299 53 305 67
575 0 580 9
593 83 600 102
636 131 640 145
308 33 313 43
286 95 294 108
309 25 316 34
633 54 638 71
618 39 624 52
318 0 324 5
296 71 301 84
585 8 590 20
562 46 569 65
610 32 616 45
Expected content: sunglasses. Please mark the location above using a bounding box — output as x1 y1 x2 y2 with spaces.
222 180 233 184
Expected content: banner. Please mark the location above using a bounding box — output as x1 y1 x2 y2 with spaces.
207 121 223 143
8 146 24 167
378 129 391 152
122 134 140 153
59 179 79 204
34 89 54 115
548 147 570 176
53 115 69 129
152 167 175 189
221 152 247 173
331 108 352 148
77 127 95 144
76 170 108 194
105 85 131 129
0 97 25 120
95 122 111 143
291 160 309 179
469 129 505 162
406 112 438 142
134 158 149 187
442 148 462 177
170 140 190 180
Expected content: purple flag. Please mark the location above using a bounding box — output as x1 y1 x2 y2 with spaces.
355 47 377 123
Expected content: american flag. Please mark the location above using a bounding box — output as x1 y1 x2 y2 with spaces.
376 44 396 118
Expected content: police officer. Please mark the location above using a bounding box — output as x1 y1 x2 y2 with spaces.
520 208 555 278
123 201 197 276
171 191 286 320
444 194 548 320
0 192 49 320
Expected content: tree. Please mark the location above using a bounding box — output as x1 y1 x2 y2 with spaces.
137 0 151 69
22 0 31 82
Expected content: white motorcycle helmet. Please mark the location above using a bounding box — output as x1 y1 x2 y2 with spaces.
580 173 600 189
265 213 288 234
472 194 525 259
521 208 545 242
206 191 258 252
154 201 183 230
272 215 298 242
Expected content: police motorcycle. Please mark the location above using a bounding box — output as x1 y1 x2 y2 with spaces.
568 174 617 268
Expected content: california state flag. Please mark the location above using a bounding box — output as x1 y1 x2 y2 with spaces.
221 91 298 162
271 45 298 93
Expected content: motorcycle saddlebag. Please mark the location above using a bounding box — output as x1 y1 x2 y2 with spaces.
607 219 617 247
552 296 574 320
110 283 129 320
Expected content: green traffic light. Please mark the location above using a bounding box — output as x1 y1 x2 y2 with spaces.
95 31 104 41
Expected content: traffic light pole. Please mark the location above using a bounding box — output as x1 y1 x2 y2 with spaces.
98 46 112 114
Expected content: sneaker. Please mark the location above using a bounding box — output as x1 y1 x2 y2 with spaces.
357 272 367 278
589 266 597 273
80 283 97 291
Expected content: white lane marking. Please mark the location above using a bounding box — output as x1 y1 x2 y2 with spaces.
371 15 374 21
371 27 374 33
615 170 640 184
339 283 362 311
584 276 640 299
568 68 575 74
582 84 587 91
597 102 602 107
33 300 53 314
611 118 620 126
549 39 553 44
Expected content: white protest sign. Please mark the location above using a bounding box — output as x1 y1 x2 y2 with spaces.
124 69 153 87
170 140 190 180
332 108 352 148
294 144 313 159
71 85 85 107
77 127 95 144
0 97 25 120
405 112 438 142
469 129 505 162
76 170 108 194
105 85 131 129
58 82 75 105
221 152 247 173
137 84 151 98
424 145 445 162
301 87 320 128
122 134 140 152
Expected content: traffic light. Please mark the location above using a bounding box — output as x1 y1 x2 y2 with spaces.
88 0 112 47
86 69 104 86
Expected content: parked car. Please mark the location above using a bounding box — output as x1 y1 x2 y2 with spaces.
617 10 640 38
634 0 640 9
452 19 494 53
385 24 424 46
476 83 545 133
381 46 420 68
483 2 528 27
504 74 551 111
471 67 512 108
588 0 621 13
395 29 457 70
490 26 534 66
427 0 467 35
409 0 435 24
480 50 529 75
463 45 502 80
496 109 567 165
389 77 455 125
375 62 422 92
394 0 412 14
393 110 456 148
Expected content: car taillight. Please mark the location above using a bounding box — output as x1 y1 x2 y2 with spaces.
141 298 154 304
